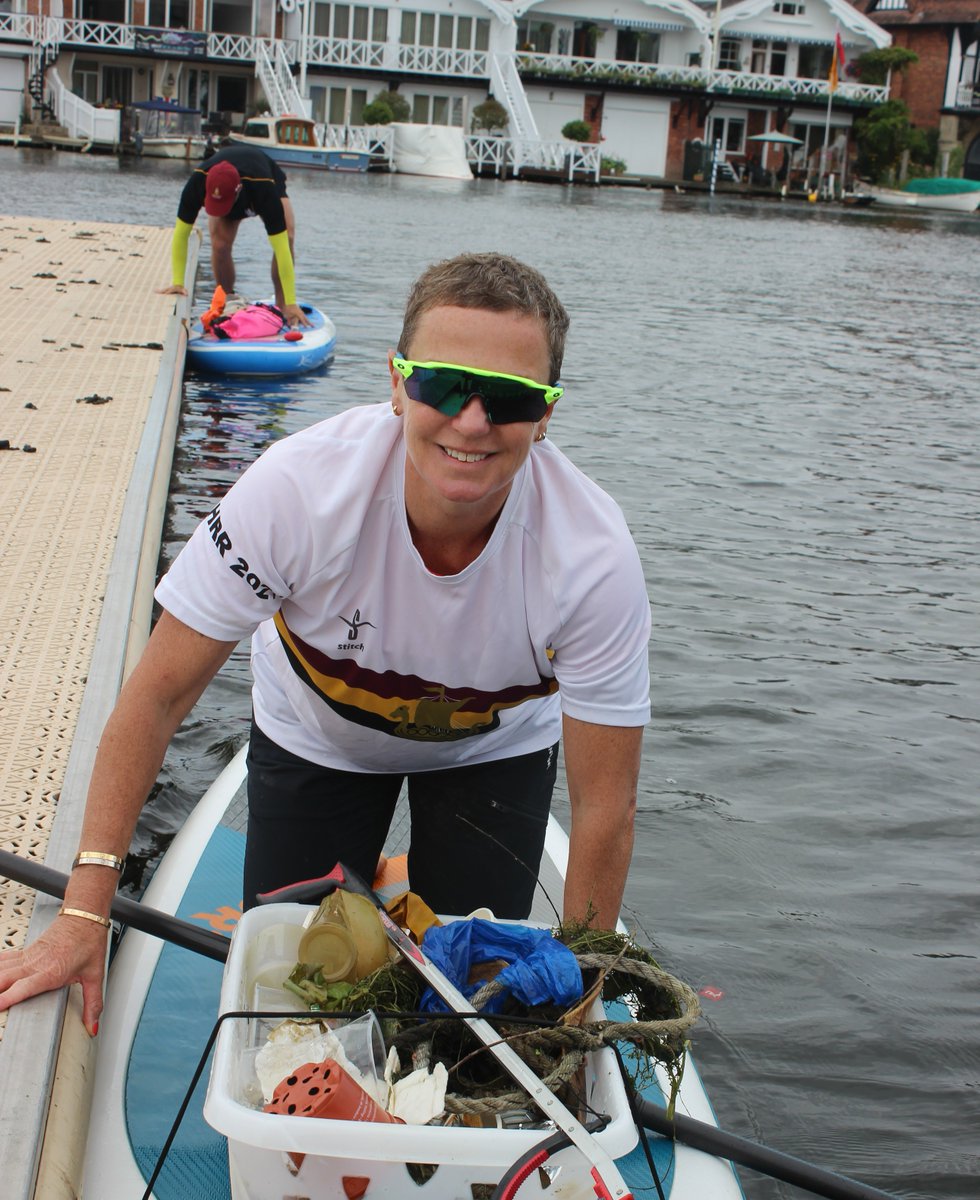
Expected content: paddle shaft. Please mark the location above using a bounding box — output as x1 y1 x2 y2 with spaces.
0 849 231 962
636 1098 898 1200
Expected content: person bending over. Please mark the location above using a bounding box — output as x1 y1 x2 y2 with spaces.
158 144 310 327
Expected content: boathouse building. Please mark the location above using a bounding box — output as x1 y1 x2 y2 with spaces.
0 0 898 180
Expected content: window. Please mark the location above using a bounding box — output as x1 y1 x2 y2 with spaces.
187 67 209 113
102 65 132 105
751 39 787 75
709 115 745 153
412 93 429 123
215 75 247 113
438 14 453 48
517 19 554 54
148 0 189 27
615 29 659 64
371 10 386 40
773 1 804 13
72 60 100 105
457 17 472 49
475 19 489 51
419 13 435 46
718 39 741 70
432 95 449 124
328 87 346 124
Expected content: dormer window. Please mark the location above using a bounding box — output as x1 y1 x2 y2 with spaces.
773 2 805 14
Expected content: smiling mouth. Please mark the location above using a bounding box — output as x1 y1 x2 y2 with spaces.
442 446 491 463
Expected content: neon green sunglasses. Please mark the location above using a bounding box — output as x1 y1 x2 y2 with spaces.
392 356 563 425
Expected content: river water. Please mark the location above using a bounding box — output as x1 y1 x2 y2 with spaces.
6 148 978 1198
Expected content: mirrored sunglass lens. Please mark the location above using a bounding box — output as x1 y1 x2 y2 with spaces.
408 367 469 414
480 380 548 423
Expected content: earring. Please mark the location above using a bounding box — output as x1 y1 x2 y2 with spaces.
535 431 546 442
392 404 402 416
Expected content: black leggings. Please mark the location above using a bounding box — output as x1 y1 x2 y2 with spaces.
243 720 558 918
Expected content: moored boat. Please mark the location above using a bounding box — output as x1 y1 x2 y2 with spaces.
129 99 208 160
79 746 745 1200
866 178 980 213
229 114 371 172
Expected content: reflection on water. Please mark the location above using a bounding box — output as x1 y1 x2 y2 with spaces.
5 150 979 1198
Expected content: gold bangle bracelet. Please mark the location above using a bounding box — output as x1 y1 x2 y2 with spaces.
72 851 124 872
59 906 112 929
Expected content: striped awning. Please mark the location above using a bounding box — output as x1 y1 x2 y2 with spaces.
735 31 853 46
612 18 686 33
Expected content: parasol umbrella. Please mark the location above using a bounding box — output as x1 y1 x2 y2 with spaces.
747 130 804 185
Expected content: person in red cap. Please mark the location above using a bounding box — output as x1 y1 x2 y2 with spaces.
158 145 310 327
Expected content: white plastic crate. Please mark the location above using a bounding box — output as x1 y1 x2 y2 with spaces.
204 902 639 1199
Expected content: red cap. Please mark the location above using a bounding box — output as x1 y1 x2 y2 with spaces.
204 161 242 216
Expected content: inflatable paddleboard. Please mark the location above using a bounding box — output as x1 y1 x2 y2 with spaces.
186 303 336 376
80 747 744 1199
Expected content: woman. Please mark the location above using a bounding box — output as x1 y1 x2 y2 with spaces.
0 252 650 1036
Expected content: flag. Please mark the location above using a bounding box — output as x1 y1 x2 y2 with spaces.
828 31 846 93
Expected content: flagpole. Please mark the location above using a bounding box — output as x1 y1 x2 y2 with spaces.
817 87 833 198
816 26 840 199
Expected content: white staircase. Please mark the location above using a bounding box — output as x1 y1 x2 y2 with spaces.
489 52 540 167
255 39 308 119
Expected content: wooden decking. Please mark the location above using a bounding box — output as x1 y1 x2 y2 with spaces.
0 213 194 1199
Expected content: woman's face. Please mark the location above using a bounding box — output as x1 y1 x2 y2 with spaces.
391 304 554 529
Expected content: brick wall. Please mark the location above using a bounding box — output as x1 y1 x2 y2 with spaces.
665 100 708 179
889 28 951 129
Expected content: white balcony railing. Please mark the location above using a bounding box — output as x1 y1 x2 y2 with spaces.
396 44 489 77
0 13 35 40
516 51 889 103
305 35 387 70
955 81 980 109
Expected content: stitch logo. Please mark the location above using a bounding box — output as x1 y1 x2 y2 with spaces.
338 608 375 651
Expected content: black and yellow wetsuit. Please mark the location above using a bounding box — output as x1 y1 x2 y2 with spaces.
170 145 296 304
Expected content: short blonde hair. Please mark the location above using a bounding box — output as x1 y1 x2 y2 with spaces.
399 252 570 383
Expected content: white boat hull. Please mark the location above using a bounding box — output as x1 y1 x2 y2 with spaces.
869 185 980 212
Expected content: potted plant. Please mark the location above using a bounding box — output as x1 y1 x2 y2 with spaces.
471 98 509 135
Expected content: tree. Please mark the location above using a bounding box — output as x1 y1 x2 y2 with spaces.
854 97 930 180
854 47 918 86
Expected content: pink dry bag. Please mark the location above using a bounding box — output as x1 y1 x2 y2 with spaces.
211 303 285 340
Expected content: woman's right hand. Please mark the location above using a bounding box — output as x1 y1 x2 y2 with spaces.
0 915 109 1036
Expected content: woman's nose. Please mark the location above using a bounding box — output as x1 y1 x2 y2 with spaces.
454 392 492 430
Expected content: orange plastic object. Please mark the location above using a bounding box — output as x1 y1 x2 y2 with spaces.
284 330 303 341
264 1058 402 1125
200 285 227 332
264 1058 401 1175
343 1178 371 1200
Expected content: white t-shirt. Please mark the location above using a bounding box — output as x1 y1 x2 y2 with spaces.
155 404 651 772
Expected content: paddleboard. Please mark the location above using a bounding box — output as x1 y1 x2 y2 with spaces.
80 747 743 1199
186 304 337 376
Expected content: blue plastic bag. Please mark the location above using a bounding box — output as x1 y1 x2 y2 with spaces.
420 919 582 1014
